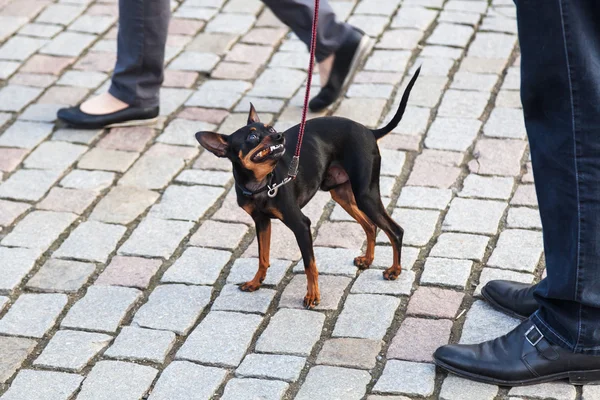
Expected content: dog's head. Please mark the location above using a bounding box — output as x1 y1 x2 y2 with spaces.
195 104 286 181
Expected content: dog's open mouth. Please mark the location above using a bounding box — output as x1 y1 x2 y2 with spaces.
251 144 286 162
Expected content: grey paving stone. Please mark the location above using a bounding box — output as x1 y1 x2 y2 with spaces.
351 269 415 296
161 247 231 285
248 68 306 98
18 103 63 122
213 284 276 314
496 89 522 108
256 309 325 356
371 246 419 271
440 375 499 400
296 366 371 400
364 50 411 73
391 6 437 30
468 32 516 59
280 275 351 311
119 218 194 259
473 138 527 176
425 117 482 152
0 293 67 338
61 170 115 191
438 90 490 119
475 267 534 297
1 370 83 400
69 14 116 34
34 330 112 372
148 361 227 400
583 385 600 400
58 70 108 89
452 71 498 93
507 207 542 229
460 57 507 74
0 17 28 42
511 184 538 206
176 169 232 187
376 29 422 50
90 186 159 225
317 338 382 370
77 360 158 400
0 169 63 201
0 121 53 149
186 86 244 109
487 229 544 273
104 326 176 363
237 354 306 382
2 210 77 254
0 36 47 61
460 175 515 200
227 258 291 286
460 300 520 344
442 198 507 235
439 9 481 25
0 337 37 383
421 257 473 289
26 259 95 293
54 221 126 263
374 360 435 396
0 199 29 227
119 154 185 190
509 382 577 400
380 149 406 176
430 232 490 261
190 220 247 250
484 108 526 139
292 247 359 276
397 187 453 210
427 22 474 47
347 83 394 99
52 128 103 145
133 284 211 335
177 311 263 367
61 286 142 333
388 106 430 136
40 31 96 57
149 185 224 221
37 4 85 25
333 294 401 340
0 297 7 313
221 378 289 400
205 13 255 33
386 208 440 246
335 98 387 128
158 118 216 146
0 247 39 293
0 85 42 112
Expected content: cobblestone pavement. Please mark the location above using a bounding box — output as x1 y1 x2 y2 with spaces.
0 0 591 399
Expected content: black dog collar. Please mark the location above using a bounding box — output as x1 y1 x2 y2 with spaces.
236 174 275 197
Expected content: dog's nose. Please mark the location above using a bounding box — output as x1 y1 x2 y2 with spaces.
271 132 283 141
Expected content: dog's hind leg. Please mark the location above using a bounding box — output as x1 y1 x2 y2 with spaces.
330 182 377 269
240 214 271 292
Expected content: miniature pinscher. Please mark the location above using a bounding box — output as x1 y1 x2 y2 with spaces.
196 68 420 309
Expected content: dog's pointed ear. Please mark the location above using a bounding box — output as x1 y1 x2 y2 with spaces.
195 131 229 158
248 102 260 125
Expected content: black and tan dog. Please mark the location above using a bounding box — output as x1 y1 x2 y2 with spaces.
196 68 420 309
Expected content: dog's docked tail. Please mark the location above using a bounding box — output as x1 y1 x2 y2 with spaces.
371 66 421 140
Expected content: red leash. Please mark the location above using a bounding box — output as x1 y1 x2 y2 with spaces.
267 0 320 197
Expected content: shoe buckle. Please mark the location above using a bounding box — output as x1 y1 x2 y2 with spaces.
525 324 544 347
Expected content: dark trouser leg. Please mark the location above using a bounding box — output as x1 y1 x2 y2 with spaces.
109 0 170 108
261 0 352 62
517 0 600 354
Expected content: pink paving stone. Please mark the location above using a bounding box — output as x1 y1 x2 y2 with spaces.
211 62 261 81
0 148 28 172
0 199 30 226
146 143 198 160
163 70 198 88
406 287 464 319
354 71 403 84
242 27 287 46
87 3 117 16
104 27 119 40
95 256 162 289
38 86 89 105
178 107 229 125
407 149 463 188
37 187 98 214
9 73 57 88
74 52 117 73
168 18 205 35
98 126 155 152
314 221 366 250
387 318 453 362
378 134 421 152
1 0 51 17
21 55 74 75
225 44 273 65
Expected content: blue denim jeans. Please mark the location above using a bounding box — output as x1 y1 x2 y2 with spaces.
516 0 600 354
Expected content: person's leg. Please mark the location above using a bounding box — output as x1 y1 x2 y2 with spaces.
523 0 600 354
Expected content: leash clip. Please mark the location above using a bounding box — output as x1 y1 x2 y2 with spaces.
267 176 294 198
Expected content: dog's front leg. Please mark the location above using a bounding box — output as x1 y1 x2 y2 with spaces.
286 213 320 309
240 214 271 292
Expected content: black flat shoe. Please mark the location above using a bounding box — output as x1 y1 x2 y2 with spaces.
482 280 539 320
434 320 600 386
308 28 373 112
57 105 159 129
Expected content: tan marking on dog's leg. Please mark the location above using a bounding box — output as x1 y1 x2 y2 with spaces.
241 219 271 292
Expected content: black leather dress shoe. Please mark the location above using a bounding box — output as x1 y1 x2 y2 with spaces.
308 28 373 112
434 320 600 386
57 105 159 129
482 280 539 320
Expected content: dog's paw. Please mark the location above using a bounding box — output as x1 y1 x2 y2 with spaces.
239 280 261 292
303 292 321 310
354 255 372 270
383 266 402 281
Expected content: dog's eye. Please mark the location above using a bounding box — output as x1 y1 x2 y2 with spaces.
247 133 259 142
